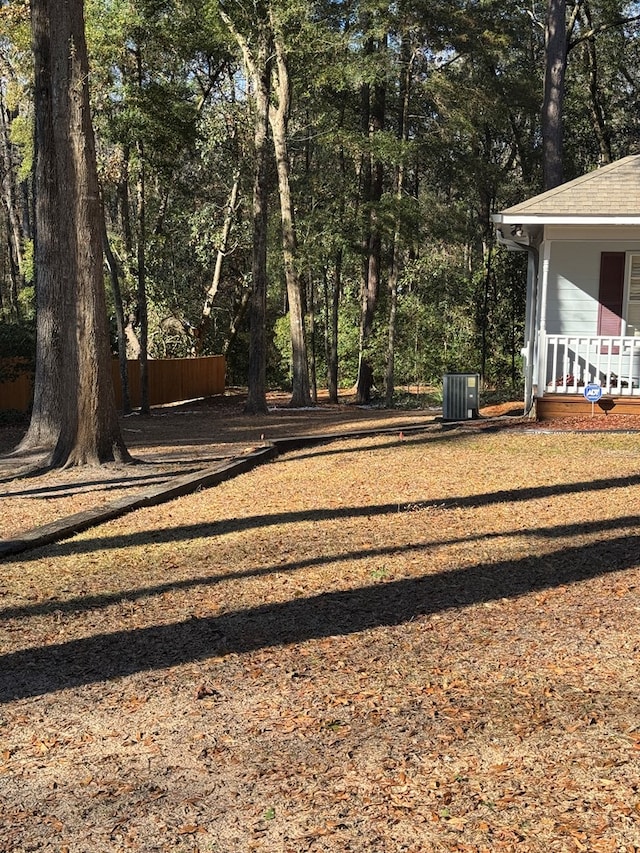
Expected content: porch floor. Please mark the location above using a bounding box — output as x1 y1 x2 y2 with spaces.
537 394 640 419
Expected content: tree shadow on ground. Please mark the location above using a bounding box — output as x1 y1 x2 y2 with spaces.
2 531 639 703
0 417 505 490
271 424 479 462
8 471 640 562
2 511 639 622
0 466 208 500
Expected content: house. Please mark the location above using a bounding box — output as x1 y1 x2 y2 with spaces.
492 154 640 418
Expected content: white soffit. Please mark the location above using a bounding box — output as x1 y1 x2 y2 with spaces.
493 214 640 225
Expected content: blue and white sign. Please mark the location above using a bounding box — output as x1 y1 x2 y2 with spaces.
583 383 603 402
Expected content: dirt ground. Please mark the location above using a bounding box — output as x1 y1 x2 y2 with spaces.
2 390 636 543
0 391 450 542
2 393 640 852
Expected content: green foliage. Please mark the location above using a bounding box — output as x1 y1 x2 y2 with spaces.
391 250 479 385
17 284 35 318
5 0 635 402
0 320 35 359
272 314 293 384
0 1 31 49
8 112 33 181
21 240 34 289
0 320 36 381
336 295 362 387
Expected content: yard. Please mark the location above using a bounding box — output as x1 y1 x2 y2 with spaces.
1 398 640 852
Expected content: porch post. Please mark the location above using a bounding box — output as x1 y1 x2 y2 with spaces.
535 239 551 394
523 247 539 411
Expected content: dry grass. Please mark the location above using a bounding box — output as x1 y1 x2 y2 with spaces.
1 398 640 852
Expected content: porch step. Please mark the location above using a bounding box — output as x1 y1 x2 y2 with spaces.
537 394 640 419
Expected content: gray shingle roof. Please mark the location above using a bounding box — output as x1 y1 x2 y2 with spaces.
499 155 640 217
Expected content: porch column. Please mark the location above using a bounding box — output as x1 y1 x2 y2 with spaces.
535 240 551 393
523 247 539 411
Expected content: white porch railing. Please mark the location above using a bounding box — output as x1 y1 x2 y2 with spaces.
541 333 640 395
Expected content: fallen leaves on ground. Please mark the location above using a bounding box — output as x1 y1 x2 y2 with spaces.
1 401 640 852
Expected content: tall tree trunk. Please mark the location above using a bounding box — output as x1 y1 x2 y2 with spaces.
119 143 134 257
245 27 271 415
222 287 250 356
135 46 150 416
543 0 567 189
102 206 132 414
220 9 270 414
322 267 332 401
2 207 20 317
478 187 495 387
356 35 386 404
269 26 312 408
385 38 414 408
384 252 398 408
0 90 25 305
480 245 492 385
195 169 240 353
135 146 150 414
579 2 611 164
22 0 130 467
324 118 347 405
308 268 317 403
323 252 341 404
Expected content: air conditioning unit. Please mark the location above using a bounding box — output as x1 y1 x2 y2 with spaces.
442 373 480 420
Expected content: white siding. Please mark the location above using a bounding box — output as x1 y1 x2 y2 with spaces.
545 241 640 334
545 226 640 241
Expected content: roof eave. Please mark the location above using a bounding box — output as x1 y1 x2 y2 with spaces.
492 213 640 226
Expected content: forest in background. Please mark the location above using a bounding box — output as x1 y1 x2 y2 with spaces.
1 0 640 405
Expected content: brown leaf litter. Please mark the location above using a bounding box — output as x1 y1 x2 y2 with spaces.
1 393 640 852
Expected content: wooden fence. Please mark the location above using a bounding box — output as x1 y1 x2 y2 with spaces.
0 360 32 412
0 356 226 413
